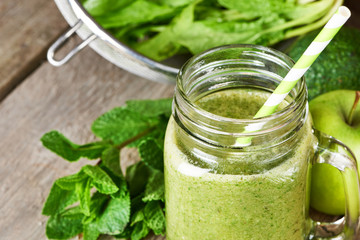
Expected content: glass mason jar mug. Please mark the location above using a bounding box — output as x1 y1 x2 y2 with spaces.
164 45 360 240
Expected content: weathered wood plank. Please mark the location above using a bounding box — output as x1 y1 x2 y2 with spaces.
0 0 68 100
0 46 174 239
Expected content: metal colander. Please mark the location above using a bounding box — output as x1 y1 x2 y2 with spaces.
48 0 178 84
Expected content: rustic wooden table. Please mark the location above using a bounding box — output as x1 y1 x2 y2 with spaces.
0 0 359 239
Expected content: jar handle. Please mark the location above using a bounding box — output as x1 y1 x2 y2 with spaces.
310 129 360 239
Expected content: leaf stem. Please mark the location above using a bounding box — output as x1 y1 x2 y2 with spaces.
115 127 156 150
95 126 157 170
77 141 111 150
347 91 360 126
284 0 342 39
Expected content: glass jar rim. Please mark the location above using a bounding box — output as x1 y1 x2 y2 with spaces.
176 44 306 127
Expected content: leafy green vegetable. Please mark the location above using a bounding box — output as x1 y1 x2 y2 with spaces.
55 171 88 190
96 195 131 234
95 1 176 28
143 170 165 202
83 0 132 17
160 0 195 7
82 192 108 225
131 221 150 240
83 222 101 240
42 183 78 216
82 165 119 194
144 201 166 235
81 0 342 61
126 98 172 118
41 131 110 161
42 98 171 240
131 208 145 226
46 208 84 239
75 177 92 216
91 107 155 145
218 0 294 17
287 27 360 100
126 161 152 197
101 146 122 176
139 138 164 171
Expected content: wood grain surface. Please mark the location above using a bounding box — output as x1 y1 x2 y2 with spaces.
0 47 173 239
0 0 67 101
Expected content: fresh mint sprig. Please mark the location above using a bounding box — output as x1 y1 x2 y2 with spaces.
41 98 172 240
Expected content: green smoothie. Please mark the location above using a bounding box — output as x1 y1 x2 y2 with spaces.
164 88 315 240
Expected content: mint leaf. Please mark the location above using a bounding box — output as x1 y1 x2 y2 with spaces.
139 138 164 172
42 183 78 216
131 208 145 226
114 225 133 239
131 221 150 240
109 175 128 200
46 208 83 239
125 98 172 118
126 162 152 197
82 192 108 225
56 170 88 190
102 146 122 176
82 165 119 194
144 201 165 235
143 170 165 202
42 97 173 240
76 177 92 216
96 192 131 234
127 115 168 148
91 107 156 145
131 194 146 217
61 205 83 217
41 131 109 161
78 177 131 235
83 221 101 240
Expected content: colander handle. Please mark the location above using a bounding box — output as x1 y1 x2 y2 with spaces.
47 20 97 67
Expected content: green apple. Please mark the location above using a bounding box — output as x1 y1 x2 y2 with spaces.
309 90 360 215
310 163 345 215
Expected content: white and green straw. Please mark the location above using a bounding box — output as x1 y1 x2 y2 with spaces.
237 6 351 146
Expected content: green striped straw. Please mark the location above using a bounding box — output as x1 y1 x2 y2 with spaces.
237 6 351 146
